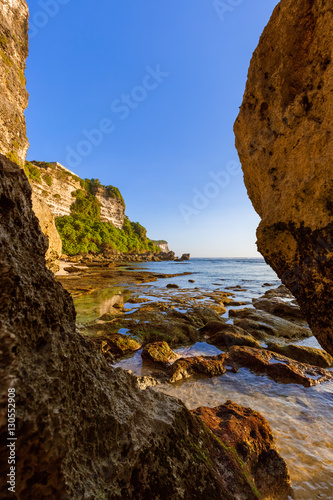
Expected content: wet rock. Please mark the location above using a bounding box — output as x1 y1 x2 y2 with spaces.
209 331 261 350
100 334 142 358
193 401 293 500
135 375 161 390
188 279 195 283
234 0 333 355
166 283 179 289
169 354 228 383
266 342 333 369
141 341 179 367
252 297 304 322
228 300 251 307
228 346 333 387
186 307 226 327
230 308 311 339
127 296 151 304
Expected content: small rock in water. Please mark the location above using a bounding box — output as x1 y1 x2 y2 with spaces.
166 283 179 289
192 401 293 500
169 353 228 383
142 341 179 368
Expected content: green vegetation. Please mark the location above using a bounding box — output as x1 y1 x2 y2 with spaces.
24 162 41 182
43 174 53 186
18 68 26 87
106 185 125 208
70 189 101 220
55 214 160 256
0 49 12 67
53 193 61 200
7 151 20 165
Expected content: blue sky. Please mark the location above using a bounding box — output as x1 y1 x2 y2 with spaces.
25 0 280 257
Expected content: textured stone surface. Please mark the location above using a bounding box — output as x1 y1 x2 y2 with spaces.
266 342 333 368
228 346 333 387
193 401 293 500
230 308 311 339
234 0 333 354
0 0 29 164
31 192 62 272
0 154 275 500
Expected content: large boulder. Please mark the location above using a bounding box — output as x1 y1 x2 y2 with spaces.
234 0 333 354
31 193 62 273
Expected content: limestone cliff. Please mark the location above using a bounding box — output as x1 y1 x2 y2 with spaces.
0 154 293 500
28 161 125 228
234 0 333 354
0 0 29 165
31 193 62 273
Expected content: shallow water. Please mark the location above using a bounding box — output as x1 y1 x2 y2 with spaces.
154 371 333 499
77 258 333 498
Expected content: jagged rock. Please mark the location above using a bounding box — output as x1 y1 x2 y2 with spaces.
31 193 62 273
266 342 333 368
141 341 179 367
28 162 125 228
169 354 228 383
0 0 29 164
200 320 239 336
99 334 142 358
230 308 311 339
234 0 333 355
228 346 333 387
193 401 293 500
0 154 285 499
252 296 304 322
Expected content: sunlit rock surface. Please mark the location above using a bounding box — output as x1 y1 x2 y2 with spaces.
234 0 333 354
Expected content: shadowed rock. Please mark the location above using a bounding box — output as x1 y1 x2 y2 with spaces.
1 155 287 499
234 0 333 354
228 346 333 387
266 342 333 368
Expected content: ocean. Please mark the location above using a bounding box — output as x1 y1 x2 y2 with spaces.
76 258 333 499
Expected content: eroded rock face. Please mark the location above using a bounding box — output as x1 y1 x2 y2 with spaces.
1 154 277 500
193 401 293 500
31 192 62 272
234 0 333 354
0 0 29 164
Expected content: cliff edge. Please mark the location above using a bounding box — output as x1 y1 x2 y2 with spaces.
234 0 333 354
0 0 29 164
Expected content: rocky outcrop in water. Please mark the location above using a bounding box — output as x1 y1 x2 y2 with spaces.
0 0 29 165
31 192 62 272
0 153 293 499
234 0 333 355
193 401 293 500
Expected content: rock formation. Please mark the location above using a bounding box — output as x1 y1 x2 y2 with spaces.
234 0 333 354
31 192 62 273
0 0 29 165
28 161 125 228
0 153 293 500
